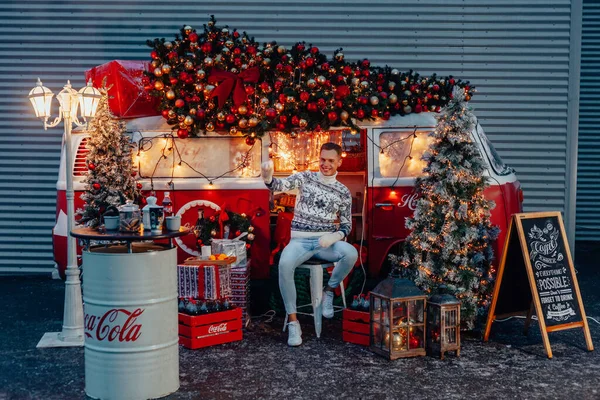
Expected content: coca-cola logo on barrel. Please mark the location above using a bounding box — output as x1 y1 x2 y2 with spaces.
84 308 144 342
208 322 228 334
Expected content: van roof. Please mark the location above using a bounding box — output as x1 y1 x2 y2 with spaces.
122 113 441 133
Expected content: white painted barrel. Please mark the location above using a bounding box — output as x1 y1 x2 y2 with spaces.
82 243 179 400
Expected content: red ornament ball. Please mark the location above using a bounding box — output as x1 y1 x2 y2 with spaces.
305 58 315 68
150 50 159 59
175 99 185 108
265 108 277 119
226 114 236 124
136 183 143 189
188 32 198 42
92 183 101 190
245 137 256 146
310 47 319 54
201 42 212 53
291 116 300 126
245 243 251 250
161 110 170 119
327 111 338 122
209 216 215 222
88 163 96 171
356 109 365 119
235 230 242 237
300 92 310 102
361 59 370 69
177 128 189 139
306 102 318 113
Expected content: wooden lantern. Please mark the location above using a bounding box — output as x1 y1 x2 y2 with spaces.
369 277 427 359
426 293 461 359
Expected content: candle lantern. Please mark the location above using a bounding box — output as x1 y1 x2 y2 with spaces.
426 293 461 359
369 277 426 359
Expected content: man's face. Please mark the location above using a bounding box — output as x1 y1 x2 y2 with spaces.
319 149 342 176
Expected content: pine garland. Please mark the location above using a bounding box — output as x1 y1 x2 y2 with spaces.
396 87 500 329
76 84 141 227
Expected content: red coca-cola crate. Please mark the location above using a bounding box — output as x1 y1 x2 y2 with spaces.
342 309 370 346
178 307 242 349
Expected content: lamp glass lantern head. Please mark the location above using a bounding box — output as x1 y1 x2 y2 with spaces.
28 78 54 118
55 80 80 117
426 292 461 359
369 277 427 360
78 79 101 118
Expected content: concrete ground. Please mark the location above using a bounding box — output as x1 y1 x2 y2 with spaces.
1 242 599 400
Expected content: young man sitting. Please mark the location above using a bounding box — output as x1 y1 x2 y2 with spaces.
262 142 358 346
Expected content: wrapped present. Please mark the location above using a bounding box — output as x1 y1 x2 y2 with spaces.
177 263 231 300
85 60 161 118
228 260 251 325
211 239 247 267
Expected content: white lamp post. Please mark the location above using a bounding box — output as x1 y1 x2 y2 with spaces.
29 78 101 348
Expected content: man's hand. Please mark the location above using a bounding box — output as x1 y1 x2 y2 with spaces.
319 231 344 248
261 160 274 184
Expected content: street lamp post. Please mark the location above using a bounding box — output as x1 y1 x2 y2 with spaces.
29 78 100 347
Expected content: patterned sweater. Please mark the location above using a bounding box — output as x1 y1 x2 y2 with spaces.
266 171 352 238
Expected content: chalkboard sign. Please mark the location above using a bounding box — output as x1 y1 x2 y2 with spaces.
484 212 593 358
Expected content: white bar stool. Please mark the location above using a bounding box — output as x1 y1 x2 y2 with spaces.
283 259 347 338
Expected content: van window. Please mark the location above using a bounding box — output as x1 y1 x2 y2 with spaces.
271 130 343 172
137 136 262 178
377 130 433 178
476 125 511 176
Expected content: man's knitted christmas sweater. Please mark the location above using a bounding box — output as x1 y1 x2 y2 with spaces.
266 171 352 238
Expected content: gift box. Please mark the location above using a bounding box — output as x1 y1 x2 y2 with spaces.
85 60 161 118
179 308 243 349
211 239 247 267
229 261 251 325
342 309 370 346
177 263 232 300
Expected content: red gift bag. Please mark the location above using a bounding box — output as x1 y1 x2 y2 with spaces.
85 60 161 118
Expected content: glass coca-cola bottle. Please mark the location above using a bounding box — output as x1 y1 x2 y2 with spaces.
162 191 173 217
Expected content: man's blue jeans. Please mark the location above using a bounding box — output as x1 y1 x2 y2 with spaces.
279 237 358 315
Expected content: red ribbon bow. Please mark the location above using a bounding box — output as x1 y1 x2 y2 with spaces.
208 67 260 108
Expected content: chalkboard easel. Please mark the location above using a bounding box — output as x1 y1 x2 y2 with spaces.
483 212 593 358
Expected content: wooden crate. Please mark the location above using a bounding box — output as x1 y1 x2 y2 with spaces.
179 308 243 349
342 309 370 346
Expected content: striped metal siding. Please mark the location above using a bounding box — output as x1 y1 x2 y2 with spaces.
577 0 600 241
0 0 577 273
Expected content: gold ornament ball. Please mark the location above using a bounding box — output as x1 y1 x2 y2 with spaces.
403 105 412 114
360 81 369 90
184 25 193 35
222 47 230 55
247 233 255 241
184 116 194 126
238 105 248 115
241 213 247 218
370 96 379 106
260 97 270 107
151 59 161 68
391 68 399 75
335 52 344 61
230 68 239 74
351 77 360 87
278 45 286 54
168 110 176 119
392 332 403 349
329 67 337 74
204 57 214 67
154 81 165 90
217 112 226 121
290 132 297 139
185 61 194 70
225 40 234 48
190 42 198 50
204 85 215 96
195 83 204 93
161 64 172 74
215 55 223 63
402 99 409 106
210 229 217 237
178 114 186 122
206 122 215 132
221 28 229 34
239 118 249 129
248 226 254 233
249 117 259 127
153 68 163 77
263 47 273 56
179 122 186 129
307 79 317 89
389 94 398 104
404 90 412 97
189 108 197 115
263 58 271 66
241 63 248 70
166 90 176 100
388 82 396 91
208 102 216 109
275 102 285 112
286 96 296 103
208 20 215 27
164 41 173 50
299 119 308 128
230 127 238 135
317 75 326 85
340 111 349 121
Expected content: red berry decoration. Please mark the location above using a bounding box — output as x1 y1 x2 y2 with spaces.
177 128 189 139
92 183 101 190
88 162 96 171
245 136 256 146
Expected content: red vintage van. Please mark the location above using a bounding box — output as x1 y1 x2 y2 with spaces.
53 113 522 280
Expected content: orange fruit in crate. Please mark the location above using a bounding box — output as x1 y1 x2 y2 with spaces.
209 255 216 261
217 254 228 260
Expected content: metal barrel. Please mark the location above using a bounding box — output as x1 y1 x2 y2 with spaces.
82 243 179 399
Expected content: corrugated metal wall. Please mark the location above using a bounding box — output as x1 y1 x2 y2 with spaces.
577 0 600 241
0 0 580 273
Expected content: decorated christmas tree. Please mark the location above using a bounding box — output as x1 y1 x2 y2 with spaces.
395 87 499 329
77 85 140 227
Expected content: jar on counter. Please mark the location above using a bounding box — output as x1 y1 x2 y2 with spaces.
118 200 141 232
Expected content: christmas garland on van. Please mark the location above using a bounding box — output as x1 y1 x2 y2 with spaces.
144 15 475 141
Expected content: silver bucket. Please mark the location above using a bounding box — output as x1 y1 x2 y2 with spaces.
82 243 179 399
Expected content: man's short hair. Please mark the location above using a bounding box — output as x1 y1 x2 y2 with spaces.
320 142 342 157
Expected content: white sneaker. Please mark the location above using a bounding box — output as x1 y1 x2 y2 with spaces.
286 320 302 346
322 290 335 319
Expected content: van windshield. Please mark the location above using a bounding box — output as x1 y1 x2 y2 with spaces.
137 136 262 178
377 129 433 178
476 125 512 176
